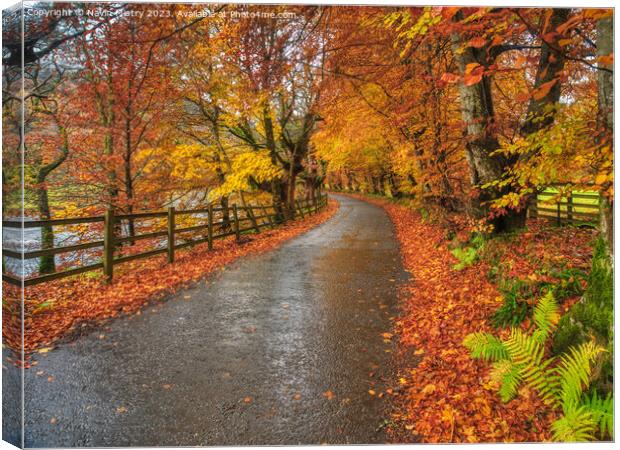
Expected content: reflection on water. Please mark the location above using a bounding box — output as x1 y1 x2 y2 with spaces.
2 222 100 278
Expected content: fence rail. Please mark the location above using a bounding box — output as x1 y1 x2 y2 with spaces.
2 194 328 287
529 190 599 226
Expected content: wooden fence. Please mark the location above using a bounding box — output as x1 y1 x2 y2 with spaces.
529 190 599 226
2 194 328 287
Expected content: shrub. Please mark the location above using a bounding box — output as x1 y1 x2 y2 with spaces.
491 279 535 328
552 238 613 394
451 234 485 270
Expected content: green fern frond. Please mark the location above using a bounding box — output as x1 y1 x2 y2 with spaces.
463 332 508 361
532 291 560 342
551 406 596 442
582 391 614 439
490 359 521 402
555 342 604 413
503 328 560 405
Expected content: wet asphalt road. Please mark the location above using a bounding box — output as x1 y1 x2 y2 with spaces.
23 195 408 447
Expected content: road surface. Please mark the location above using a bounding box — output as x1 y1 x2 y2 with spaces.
23 194 408 446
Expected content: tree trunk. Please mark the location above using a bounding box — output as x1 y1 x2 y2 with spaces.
34 121 70 274
220 195 230 230
520 9 570 136
452 12 534 233
36 186 55 274
451 24 505 229
124 140 135 243
597 14 613 256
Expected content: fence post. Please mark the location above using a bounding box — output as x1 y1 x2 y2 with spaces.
247 206 260 233
313 196 318 214
103 208 115 281
207 204 213 250
567 193 573 224
167 206 175 263
296 200 305 219
263 205 274 229
556 202 561 227
232 204 240 242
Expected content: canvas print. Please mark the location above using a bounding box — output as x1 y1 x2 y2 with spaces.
1 1 614 447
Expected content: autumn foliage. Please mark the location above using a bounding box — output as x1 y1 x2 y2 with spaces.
346 194 595 443
1 3 614 443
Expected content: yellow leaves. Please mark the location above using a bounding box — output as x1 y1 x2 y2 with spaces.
421 384 437 395
116 406 128 414
441 405 455 424
37 347 53 354
462 426 479 442
368 389 376 396
400 7 441 38
208 150 283 201
595 172 612 186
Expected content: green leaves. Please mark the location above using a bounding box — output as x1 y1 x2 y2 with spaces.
582 391 614 439
463 332 508 361
532 291 560 343
554 342 603 413
464 291 613 441
551 406 597 442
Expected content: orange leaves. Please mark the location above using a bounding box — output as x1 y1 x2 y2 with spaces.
468 37 486 48
531 79 558 101
323 390 336 400
346 194 581 443
8 201 338 355
597 53 614 67
463 63 484 86
440 72 459 84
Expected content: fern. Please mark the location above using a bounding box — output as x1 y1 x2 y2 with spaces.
532 290 560 343
551 406 597 442
503 328 558 405
463 332 508 361
582 391 614 439
464 292 613 442
490 359 521 402
554 342 603 413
